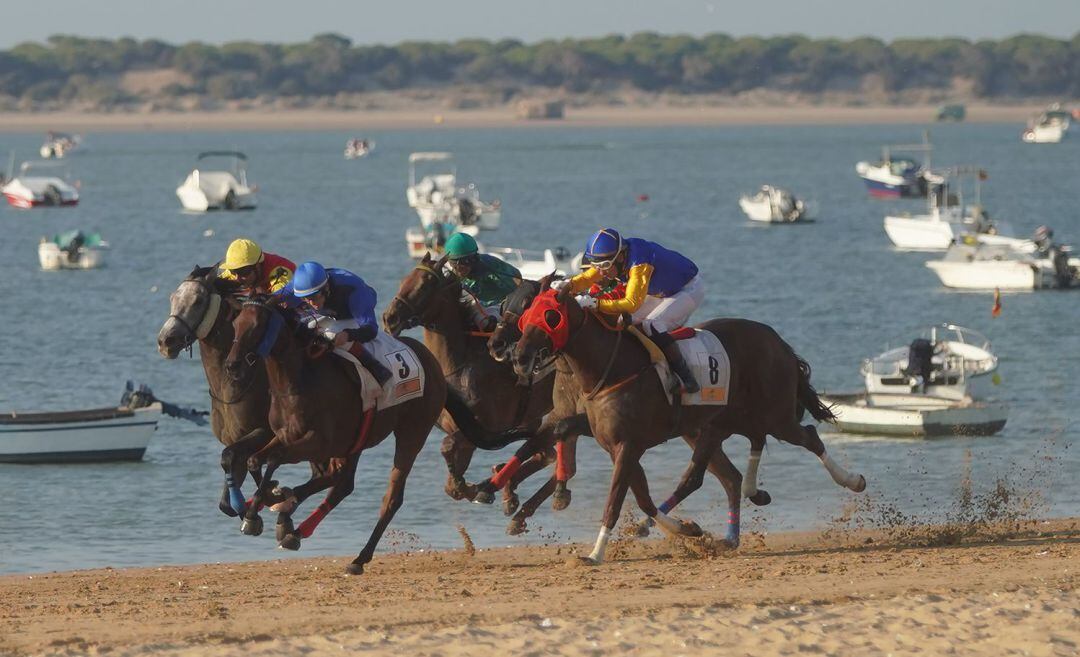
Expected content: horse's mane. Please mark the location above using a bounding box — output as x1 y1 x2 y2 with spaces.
502 278 542 317
186 262 244 297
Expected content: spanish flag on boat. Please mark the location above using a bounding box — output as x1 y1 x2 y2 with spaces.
991 288 1002 318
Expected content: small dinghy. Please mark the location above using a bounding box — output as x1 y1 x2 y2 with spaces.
2 158 80 208
738 185 809 223
821 324 1007 438
176 151 257 212
39 132 82 159
344 138 375 159
855 132 941 199
38 230 108 270
0 383 205 463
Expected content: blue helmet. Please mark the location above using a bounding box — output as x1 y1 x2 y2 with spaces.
584 228 623 262
293 261 329 297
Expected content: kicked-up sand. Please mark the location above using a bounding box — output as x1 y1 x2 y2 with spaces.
1 519 1077 656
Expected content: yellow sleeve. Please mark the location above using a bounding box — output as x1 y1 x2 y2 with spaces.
568 267 603 294
219 268 238 282
268 266 293 293
598 264 652 314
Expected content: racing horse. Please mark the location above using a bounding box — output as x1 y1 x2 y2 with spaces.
224 296 453 574
498 281 865 563
382 253 557 512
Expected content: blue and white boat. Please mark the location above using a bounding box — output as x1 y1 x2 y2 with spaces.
855 133 938 199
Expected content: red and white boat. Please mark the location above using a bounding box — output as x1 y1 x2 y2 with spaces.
2 159 79 208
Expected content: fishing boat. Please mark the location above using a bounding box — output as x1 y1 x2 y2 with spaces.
1021 122 1065 144
883 167 1021 251
344 139 374 159
39 132 82 159
406 152 501 231
821 324 1007 438
738 185 809 223
855 133 940 199
38 230 108 270
925 243 1079 290
176 151 257 212
1 158 79 208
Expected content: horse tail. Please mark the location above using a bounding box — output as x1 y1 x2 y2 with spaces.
794 354 835 423
443 387 533 451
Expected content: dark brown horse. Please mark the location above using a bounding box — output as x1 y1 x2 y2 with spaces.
501 283 865 564
382 253 557 511
224 297 451 574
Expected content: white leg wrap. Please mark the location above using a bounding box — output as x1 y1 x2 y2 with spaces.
820 452 862 490
652 511 683 536
588 525 612 563
742 451 762 498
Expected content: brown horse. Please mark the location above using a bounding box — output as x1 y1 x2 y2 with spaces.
224 297 450 575
503 283 864 564
382 253 557 511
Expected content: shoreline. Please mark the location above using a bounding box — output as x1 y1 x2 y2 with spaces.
0 103 1045 133
3 519 1078 656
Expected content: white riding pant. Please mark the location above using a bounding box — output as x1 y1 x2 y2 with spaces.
630 275 705 334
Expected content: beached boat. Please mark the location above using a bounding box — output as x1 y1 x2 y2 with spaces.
1 158 79 208
38 230 108 270
344 139 375 159
821 324 1007 437
925 242 1079 290
738 185 809 223
176 151 257 212
855 133 940 199
406 152 501 231
39 132 82 159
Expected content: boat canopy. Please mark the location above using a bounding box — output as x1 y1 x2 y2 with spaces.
409 152 453 163
19 160 71 176
197 151 248 161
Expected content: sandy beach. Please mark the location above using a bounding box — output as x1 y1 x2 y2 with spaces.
3 519 1077 656
0 104 1046 133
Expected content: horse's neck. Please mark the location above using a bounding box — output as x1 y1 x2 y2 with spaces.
561 314 646 395
263 344 304 402
422 291 475 374
198 312 235 387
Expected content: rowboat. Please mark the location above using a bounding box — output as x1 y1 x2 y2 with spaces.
0 404 161 463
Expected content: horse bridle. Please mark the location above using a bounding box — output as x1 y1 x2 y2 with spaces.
169 278 223 353
390 263 460 331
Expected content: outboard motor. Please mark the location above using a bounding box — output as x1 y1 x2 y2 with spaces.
903 338 935 392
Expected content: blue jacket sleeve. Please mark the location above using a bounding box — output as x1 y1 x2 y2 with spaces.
344 282 379 342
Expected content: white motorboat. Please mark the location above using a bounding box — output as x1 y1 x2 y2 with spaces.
884 167 1022 251
926 243 1080 290
406 152 501 231
485 246 584 280
1 158 79 208
39 230 108 270
344 139 375 159
1021 121 1065 144
176 151 257 212
821 324 1008 437
405 223 481 260
39 132 82 159
855 132 940 199
738 185 809 223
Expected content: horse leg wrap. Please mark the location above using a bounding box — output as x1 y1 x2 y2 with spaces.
297 501 332 539
742 451 762 498
489 455 522 490
228 484 247 517
657 495 679 515
588 525 612 563
555 442 568 482
652 511 683 535
725 509 741 545
820 452 864 491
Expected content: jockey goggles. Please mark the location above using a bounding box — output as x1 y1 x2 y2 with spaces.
587 256 617 271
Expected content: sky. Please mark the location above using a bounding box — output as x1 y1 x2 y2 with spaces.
2 0 1077 48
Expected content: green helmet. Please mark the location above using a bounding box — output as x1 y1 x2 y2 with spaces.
444 232 479 260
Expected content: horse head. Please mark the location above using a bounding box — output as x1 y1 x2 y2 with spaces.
224 296 287 382
488 276 546 362
158 264 230 359
510 280 581 380
382 252 452 337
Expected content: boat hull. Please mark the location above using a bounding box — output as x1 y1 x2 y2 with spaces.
38 243 106 270
821 393 1007 437
926 260 1042 290
884 215 955 249
0 404 160 463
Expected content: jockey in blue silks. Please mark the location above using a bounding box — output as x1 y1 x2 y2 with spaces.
277 261 392 385
554 228 704 393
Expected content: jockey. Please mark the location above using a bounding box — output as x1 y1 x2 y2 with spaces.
443 232 522 331
556 228 703 393
219 238 295 295
278 261 393 386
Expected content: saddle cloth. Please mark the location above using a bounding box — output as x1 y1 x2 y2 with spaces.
327 332 426 412
628 326 731 406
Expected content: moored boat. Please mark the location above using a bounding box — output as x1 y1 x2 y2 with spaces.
0 404 161 463
344 138 374 159
38 230 108 270
176 151 257 212
2 158 79 208
406 152 501 231
738 185 809 223
925 242 1079 290
855 133 939 199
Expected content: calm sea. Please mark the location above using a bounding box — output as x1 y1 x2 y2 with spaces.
0 123 1077 574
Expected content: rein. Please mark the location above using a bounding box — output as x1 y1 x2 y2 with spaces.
581 312 627 401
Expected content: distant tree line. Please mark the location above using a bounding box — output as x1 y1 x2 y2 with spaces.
1 32 1078 106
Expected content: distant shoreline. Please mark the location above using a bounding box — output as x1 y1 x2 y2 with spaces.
0 104 1044 133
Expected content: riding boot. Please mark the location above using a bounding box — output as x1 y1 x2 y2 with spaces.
347 342 393 387
660 340 700 394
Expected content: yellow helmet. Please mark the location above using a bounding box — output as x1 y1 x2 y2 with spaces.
222 238 263 271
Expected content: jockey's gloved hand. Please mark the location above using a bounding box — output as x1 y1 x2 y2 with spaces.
550 279 571 291
574 294 598 310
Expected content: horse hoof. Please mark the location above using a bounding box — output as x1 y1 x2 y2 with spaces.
473 489 495 505
240 515 263 537
445 477 468 501
507 518 527 536
503 493 520 517
576 556 600 567
852 475 867 493
275 518 295 543
721 536 740 550
749 490 772 506
270 496 298 514
679 520 704 538
278 534 302 551
345 562 365 576
552 489 572 511
219 501 240 518
634 519 653 537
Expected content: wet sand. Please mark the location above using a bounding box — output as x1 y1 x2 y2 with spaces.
0 104 1043 133
3 519 1077 656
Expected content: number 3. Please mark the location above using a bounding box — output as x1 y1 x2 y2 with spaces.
394 353 411 378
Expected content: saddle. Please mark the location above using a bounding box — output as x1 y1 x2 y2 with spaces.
627 325 730 406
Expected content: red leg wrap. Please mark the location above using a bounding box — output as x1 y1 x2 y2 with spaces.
555 442 568 482
297 501 332 539
489 455 522 489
